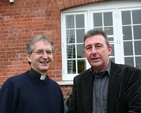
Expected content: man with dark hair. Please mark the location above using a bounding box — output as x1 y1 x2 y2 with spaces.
0 35 64 113
67 29 141 113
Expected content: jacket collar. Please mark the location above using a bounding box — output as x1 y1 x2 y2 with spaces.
81 61 121 113
107 61 121 113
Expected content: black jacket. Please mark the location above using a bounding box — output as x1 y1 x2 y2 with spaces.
67 61 141 113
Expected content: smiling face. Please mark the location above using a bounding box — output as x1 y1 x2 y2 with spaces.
83 35 112 73
27 40 53 75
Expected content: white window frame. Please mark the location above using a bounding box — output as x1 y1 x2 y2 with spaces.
61 1 141 81
61 12 88 80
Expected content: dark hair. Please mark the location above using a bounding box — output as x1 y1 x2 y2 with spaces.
84 29 110 47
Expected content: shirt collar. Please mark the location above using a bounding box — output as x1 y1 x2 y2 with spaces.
28 68 48 80
106 60 111 75
90 60 111 76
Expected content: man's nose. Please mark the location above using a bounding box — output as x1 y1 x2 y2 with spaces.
91 47 97 53
42 52 49 58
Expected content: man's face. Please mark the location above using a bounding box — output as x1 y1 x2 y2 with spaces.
83 35 112 72
27 40 53 75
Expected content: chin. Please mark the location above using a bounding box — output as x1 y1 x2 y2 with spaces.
40 67 49 71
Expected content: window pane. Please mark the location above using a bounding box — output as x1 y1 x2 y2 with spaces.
134 25 141 39
67 45 75 58
94 27 103 30
77 44 84 58
104 12 113 26
125 57 134 67
135 41 141 55
76 29 85 43
93 13 102 27
136 57 141 69
66 30 75 43
76 14 84 28
77 60 86 73
122 11 131 25
67 60 76 74
132 10 141 24
124 42 133 55
123 26 132 40
66 15 74 28
104 27 113 41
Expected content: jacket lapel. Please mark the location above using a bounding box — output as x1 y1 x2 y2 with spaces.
82 72 94 113
107 62 121 113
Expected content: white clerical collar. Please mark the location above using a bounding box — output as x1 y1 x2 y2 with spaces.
40 75 46 80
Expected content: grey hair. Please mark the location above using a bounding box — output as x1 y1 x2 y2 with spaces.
84 29 110 47
26 35 55 54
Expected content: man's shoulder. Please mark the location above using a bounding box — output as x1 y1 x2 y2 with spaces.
116 63 139 70
48 78 60 86
3 72 28 85
74 69 91 79
112 62 141 74
8 72 27 80
0 72 28 90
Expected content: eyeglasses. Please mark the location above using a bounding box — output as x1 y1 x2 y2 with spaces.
33 50 53 55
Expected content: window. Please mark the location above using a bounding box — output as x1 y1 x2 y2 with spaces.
121 9 141 68
61 1 141 80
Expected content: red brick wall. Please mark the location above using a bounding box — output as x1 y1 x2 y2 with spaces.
0 0 112 98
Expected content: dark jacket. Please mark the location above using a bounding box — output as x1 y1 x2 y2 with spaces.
67 61 141 113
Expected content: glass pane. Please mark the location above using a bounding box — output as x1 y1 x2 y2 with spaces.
132 10 141 24
135 41 141 55
123 26 132 40
76 14 84 28
104 27 113 41
125 57 134 67
94 27 103 30
77 44 84 58
66 15 74 28
93 13 102 27
124 42 133 55
133 25 141 39
122 11 131 25
67 45 75 58
110 44 114 56
104 12 113 26
76 29 85 43
77 60 86 73
67 60 76 74
136 57 141 69
66 30 75 43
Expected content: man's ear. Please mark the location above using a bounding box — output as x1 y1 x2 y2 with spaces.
27 54 32 63
108 45 112 56
83 48 86 56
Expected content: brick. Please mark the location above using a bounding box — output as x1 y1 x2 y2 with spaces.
0 0 113 97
